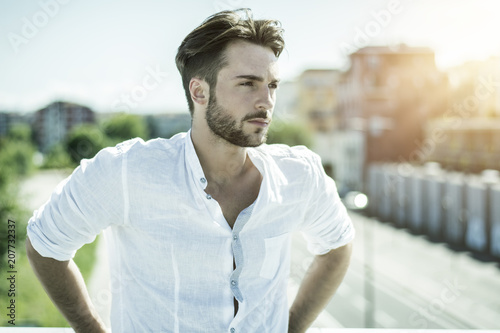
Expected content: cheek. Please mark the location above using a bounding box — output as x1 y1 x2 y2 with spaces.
219 90 255 109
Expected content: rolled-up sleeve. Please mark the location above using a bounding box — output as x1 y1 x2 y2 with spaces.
27 145 125 261
300 152 355 255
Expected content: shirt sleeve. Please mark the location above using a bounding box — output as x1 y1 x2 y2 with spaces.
300 151 355 255
27 145 125 261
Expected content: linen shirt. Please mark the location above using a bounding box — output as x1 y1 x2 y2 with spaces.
27 130 354 333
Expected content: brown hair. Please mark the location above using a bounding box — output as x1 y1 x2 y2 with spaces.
175 8 285 115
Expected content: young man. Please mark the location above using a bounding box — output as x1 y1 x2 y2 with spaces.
26 9 354 333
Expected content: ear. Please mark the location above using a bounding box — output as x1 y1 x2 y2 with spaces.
189 78 209 107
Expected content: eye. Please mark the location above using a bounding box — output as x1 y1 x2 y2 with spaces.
240 81 254 87
269 83 279 90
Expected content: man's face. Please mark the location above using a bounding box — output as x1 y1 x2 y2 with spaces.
205 40 280 147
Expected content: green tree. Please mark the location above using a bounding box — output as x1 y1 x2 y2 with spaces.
42 143 75 169
0 166 18 282
103 113 149 144
7 123 33 142
0 141 36 176
66 124 106 164
267 121 313 148
0 123 37 177
0 124 35 295
0 170 23 297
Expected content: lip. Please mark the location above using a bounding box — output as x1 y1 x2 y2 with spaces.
247 118 270 127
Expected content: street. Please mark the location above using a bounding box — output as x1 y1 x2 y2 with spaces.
19 169 72 213
20 170 500 329
290 211 500 329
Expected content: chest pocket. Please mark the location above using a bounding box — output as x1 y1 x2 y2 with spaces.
259 233 289 280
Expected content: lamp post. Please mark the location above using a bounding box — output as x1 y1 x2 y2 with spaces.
363 214 375 328
343 192 374 327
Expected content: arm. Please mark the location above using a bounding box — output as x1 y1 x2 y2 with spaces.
288 242 353 333
26 237 108 333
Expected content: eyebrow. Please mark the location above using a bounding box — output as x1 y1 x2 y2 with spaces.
234 75 280 83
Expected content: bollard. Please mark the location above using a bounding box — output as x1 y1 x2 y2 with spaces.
464 176 487 252
408 170 424 233
422 163 445 241
465 170 499 254
443 172 466 247
490 183 500 258
481 170 499 258
464 176 488 253
366 164 380 217
378 164 397 222
394 171 409 228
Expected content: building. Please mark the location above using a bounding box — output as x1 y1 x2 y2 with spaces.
0 112 28 137
337 45 449 185
283 69 366 191
421 56 500 173
424 118 500 173
314 130 365 194
33 101 95 152
273 80 299 124
295 69 342 132
446 56 500 118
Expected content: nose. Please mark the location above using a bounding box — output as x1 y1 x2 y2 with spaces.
256 86 275 111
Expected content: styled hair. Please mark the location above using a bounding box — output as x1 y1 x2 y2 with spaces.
175 8 285 115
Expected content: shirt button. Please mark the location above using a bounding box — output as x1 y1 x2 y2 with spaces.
200 177 206 183
231 280 236 286
206 194 212 200
233 234 238 241
230 328 235 333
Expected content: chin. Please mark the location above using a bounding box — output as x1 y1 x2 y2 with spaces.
248 134 268 147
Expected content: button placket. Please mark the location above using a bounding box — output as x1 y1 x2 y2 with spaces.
229 202 255 304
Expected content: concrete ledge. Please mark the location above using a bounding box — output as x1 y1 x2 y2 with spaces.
1 329 500 332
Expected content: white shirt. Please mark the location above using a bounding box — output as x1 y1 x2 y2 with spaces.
27 130 354 333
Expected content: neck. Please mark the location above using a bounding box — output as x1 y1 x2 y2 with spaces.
190 123 250 186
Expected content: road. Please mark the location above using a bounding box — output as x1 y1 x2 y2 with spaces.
289 212 500 329
20 170 500 329
19 169 72 213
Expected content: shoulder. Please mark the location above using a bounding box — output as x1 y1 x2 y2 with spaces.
113 132 187 159
83 132 188 174
252 143 323 175
254 143 321 164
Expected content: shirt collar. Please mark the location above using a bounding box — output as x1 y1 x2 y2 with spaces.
184 129 208 190
183 129 269 191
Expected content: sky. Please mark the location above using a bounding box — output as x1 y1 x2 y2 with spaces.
1 0 499 114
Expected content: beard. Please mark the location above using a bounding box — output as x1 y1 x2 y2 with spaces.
205 95 269 148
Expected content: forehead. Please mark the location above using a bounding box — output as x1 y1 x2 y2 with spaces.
219 40 280 80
